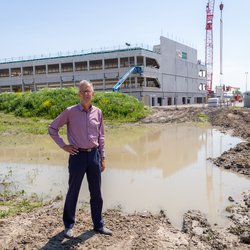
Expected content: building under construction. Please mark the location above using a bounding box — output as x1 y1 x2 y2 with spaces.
0 36 207 106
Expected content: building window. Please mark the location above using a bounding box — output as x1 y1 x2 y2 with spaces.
182 52 187 59
61 63 73 72
75 61 87 71
48 64 59 73
120 57 134 67
199 69 206 78
104 58 118 69
89 60 102 70
11 68 21 77
35 65 46 74
146 78 160 88
23 66 33 75
146 57 159 68
0 69 9 77
137 56 144 66
199 83 207 91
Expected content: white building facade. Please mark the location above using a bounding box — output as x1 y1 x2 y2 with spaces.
0 36 207 106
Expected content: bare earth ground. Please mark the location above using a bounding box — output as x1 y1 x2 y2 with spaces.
0 106 249 250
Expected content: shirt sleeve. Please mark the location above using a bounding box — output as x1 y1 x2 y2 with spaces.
48 108 69 148
98 110 105 159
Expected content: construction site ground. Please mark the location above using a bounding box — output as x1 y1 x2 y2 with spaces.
0 106 249 250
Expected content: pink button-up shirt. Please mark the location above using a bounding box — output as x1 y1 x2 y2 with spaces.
48 103 105 158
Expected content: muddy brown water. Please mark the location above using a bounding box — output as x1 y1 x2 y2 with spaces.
0 123 249 229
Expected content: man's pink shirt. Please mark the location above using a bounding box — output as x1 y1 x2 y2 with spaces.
48 103 105 158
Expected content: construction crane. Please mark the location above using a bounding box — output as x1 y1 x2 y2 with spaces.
205 0 224 95
112 66 143 92
205 0 215 94
219 2 224 85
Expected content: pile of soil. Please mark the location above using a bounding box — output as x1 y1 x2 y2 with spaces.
0 106 249 250
205 108 250 177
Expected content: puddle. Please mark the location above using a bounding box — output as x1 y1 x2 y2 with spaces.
0 123 248 228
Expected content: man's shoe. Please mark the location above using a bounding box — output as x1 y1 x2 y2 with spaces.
94 227 112 236
64 228 74 238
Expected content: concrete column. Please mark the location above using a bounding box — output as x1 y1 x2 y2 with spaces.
60 76 63 88
33 80 37 91
59 64 62 87
20 67 24 92
118 58 120 68
103 78 105 90
72 61 76 86
21 79 25 92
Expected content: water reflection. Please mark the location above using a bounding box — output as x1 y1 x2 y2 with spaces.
0 134 68 165
0 124 248 229
106 124 204 177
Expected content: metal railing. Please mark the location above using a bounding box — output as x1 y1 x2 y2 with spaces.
0 44 156 64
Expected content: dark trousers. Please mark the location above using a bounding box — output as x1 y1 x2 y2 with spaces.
63 149 104 230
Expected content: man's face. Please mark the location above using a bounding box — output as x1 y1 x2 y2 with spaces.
78 84 94 105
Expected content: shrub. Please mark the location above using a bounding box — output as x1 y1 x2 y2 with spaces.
0 88 150 122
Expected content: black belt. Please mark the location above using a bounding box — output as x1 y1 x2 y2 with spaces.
78 147 97 152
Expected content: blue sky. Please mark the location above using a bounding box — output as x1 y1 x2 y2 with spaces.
1 0 249 92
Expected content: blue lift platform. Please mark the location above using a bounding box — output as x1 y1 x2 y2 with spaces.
112 66 143 92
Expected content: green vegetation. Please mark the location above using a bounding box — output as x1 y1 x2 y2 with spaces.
0 169 43 217
0 88 151 122
93 91 150 122
0 88 78 119
0 190 43 218
197 112 209 123
0 112 51 134
230 106 241 111
0 170 63 218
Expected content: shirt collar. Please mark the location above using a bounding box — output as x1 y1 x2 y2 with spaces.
78 103 93 112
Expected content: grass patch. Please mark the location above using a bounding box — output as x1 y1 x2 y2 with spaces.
0 190 43 218
197 112 209 123
0 112 51 135
230 106 242 110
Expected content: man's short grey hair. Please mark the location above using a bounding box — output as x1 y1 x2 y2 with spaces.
77 80 94 91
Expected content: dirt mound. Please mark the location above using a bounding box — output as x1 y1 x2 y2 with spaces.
211 142 250 176
141 107 204 124
142 107 250 141
206 108 250 139
142 106 250 177
205 108 250 177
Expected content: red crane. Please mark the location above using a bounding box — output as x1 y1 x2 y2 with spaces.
205 0 215 94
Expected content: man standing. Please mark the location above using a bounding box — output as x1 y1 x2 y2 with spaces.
48 80 112 237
